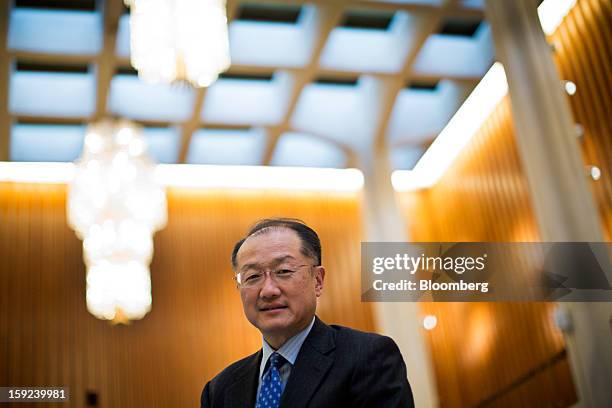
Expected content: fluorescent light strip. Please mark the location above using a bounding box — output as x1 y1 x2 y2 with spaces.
0 162 364 192
538 0 576 35
392 0 576 192
0 162 75 184
155 164 364 192
393 62 507 191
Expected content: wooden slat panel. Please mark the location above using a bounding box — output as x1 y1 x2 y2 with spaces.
400 98 573 407
553 0 612 240
397 0 612 405
0 183 373 407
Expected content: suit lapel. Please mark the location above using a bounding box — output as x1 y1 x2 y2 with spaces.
226 350 262 408
279 317 336 408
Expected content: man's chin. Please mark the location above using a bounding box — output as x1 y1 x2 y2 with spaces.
257 312 292 332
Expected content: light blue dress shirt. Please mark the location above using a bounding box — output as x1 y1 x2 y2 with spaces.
255 317 316 405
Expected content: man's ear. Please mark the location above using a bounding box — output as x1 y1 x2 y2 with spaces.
314 266 325 297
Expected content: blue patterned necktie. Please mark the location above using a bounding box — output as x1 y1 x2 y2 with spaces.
256 352 284 408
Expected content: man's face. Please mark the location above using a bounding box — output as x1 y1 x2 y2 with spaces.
235 228 324 341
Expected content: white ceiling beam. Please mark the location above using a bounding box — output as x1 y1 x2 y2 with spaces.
177 88 206 164
93 0 124 121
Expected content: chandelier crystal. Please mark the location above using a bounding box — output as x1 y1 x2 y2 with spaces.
124 0 231 87
68 120 167 323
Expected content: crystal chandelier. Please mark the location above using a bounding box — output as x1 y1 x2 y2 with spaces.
67 120 167 323
124 0 231 87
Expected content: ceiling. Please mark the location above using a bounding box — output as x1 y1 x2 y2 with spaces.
1 0 493 170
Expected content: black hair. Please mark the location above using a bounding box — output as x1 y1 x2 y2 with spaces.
231 218 321 270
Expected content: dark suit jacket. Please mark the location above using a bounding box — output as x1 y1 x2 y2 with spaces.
201 316 414 407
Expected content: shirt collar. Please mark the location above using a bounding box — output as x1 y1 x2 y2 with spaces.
259 316 316 379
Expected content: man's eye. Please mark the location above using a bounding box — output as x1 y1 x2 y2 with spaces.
244 273 262 282
276 269 294 276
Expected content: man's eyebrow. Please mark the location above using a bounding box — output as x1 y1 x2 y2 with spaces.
239 255 297 271
274 255 297 263
240 263 258 272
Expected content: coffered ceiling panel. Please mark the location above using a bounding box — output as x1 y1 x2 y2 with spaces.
109 75 195 122
11 123 85 162
201 72 292 126
8 8 102 55
186 127 267 165
10 70 96 117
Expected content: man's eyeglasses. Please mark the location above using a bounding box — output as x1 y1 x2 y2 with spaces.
235 264 313 288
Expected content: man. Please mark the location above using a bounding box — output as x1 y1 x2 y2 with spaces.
201 218 414 408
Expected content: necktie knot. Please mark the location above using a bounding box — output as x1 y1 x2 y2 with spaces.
269 352 283 369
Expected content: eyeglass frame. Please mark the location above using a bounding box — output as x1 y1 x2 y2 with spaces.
234 264 316 289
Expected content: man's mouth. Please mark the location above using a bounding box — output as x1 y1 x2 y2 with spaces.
259 305 287 312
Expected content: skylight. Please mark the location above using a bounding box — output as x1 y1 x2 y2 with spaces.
236 4 302 23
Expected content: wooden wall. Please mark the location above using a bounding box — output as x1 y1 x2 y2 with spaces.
552 0 612 240
399 98 576 407
0 183 374 407
398 0 611 406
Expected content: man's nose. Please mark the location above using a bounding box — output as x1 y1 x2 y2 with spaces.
259 274 281 298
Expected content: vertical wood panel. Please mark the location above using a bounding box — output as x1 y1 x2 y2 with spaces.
397 0 612 405
553 0 612 240
0 184 374 407
399 99 573 407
